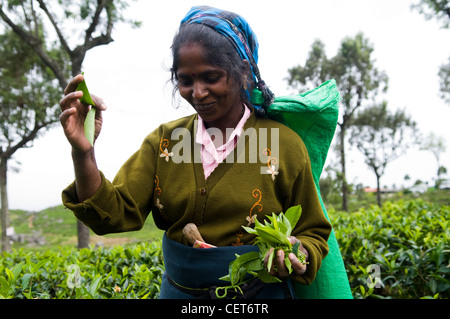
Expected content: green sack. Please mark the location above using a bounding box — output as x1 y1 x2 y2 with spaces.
254 79 353 299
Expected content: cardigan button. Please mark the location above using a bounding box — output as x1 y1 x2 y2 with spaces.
200 188 207 196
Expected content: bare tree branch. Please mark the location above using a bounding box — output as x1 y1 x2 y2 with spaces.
69 0 114 74
0 117 54 160
85 0 108 41
0 5 67 88
36 0 71 54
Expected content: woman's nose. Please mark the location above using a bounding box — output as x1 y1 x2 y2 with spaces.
192 81 208 100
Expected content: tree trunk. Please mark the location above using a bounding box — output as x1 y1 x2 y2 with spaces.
77 220 90 249
376 173 382 207
0 157 11 252
339 128 349 211
1 1 118 251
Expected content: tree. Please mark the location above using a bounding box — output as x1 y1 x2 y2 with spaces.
412 0 450 28
0 29 64 252
0 0 140 249
349 102 418 207
287 33 388 211
412 1 450 105
420 132 447 188
438 57 450 105
319 165 342 204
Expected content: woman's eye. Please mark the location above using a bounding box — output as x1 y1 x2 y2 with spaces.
176 72 223 86
177 78 192 86
206 77 219 83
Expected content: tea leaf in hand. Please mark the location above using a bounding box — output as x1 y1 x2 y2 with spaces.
254 223 292 247
257 269 281 283
266 249 275 273
220 206 307 289
241 225 257 235
84 108 96 146
285 205 302 228
285 256 292 273
76 73 96 106
292 241 300 257
76 73 96 146
221 251 261 285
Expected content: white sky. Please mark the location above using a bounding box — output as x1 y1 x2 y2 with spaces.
8 0 450 211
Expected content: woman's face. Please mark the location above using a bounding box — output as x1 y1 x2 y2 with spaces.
176 42 244 131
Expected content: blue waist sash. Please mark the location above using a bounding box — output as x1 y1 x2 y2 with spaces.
160 233 294 299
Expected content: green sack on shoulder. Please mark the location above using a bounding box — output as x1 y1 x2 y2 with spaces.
255 79 353 299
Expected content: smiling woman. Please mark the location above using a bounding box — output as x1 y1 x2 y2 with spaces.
176 42 244 138
170 21 255 104
170 22 254 137
59 5 334 299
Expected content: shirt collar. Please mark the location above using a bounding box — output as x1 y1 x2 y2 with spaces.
195 104 251 150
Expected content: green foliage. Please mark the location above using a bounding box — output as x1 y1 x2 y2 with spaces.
220 207 307 289
412 1 450 105
412 0 450 29
1 199 448 299
9 205 164 248
76 73 96 106
76 73 96 146
349 102 418 206
438 56 450 105
0 29 62 148
53 0 142 27
287 32 389 211
1 0 142 87
287 33 388 112
0 241 164 299
330 199 449 299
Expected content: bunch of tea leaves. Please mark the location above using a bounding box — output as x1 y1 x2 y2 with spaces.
220 205 307 287
76 72 96 146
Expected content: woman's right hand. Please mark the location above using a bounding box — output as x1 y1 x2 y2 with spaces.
59 74 107 154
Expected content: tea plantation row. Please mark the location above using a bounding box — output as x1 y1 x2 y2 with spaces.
0 199 448 299
0 241 164 299
331 199 449 299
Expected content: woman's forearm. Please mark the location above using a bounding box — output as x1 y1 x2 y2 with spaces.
72 148 102 203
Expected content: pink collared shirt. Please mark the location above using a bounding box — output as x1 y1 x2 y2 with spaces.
196 105 251 180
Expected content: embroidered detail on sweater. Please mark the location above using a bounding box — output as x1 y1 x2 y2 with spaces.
234 188 263 245
159 137 173 162
247 188 262 226
232 230 244 246
154 175 164 210
263 148 279 181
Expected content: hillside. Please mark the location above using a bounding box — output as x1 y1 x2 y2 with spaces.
8 205 164 249
2 198 448 299
7 188 450 250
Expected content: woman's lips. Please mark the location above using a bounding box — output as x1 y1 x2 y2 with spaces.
195 102 214 111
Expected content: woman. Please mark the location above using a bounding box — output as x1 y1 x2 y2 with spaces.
59 6 331 299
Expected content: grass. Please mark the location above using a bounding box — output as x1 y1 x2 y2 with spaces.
7 188 449 250
324 188 450 212
9 205 164 250
3 196 448 299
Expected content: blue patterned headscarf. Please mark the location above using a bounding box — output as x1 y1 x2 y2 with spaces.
180 6 274 114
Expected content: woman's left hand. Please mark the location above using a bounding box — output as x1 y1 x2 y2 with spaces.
263 236 308 279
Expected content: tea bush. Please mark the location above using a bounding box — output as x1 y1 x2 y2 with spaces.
0 241 164 299
1 199 448 299
330 199 449 299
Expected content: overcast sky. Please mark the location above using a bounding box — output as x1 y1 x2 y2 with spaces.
8 0 450 211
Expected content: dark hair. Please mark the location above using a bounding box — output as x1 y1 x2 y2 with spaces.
170 23 254 106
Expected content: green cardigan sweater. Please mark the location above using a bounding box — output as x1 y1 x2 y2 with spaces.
62 112 331 284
